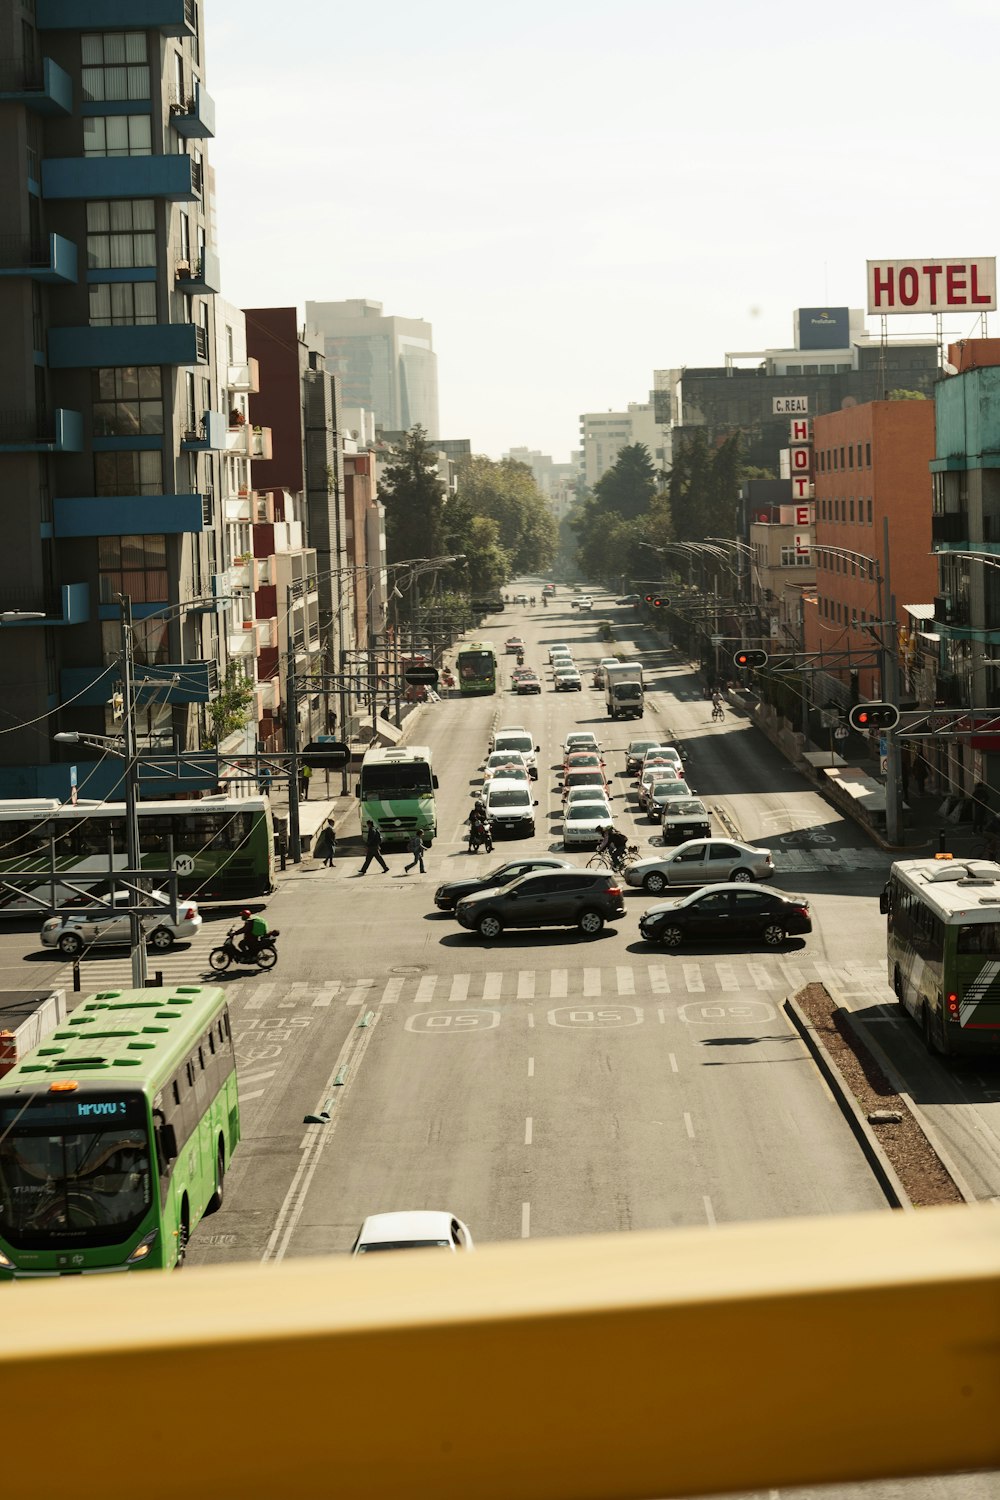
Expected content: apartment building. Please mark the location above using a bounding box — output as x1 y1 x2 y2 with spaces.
304 299 440 439
0 0 234 798
578 402 667 490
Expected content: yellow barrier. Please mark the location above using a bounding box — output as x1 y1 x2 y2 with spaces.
4 1205 999 1499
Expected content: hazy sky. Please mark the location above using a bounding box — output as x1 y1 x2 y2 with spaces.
206 0 999 462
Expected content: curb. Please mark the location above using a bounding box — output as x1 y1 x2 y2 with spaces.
783 993 912 1211
827 985 979 1206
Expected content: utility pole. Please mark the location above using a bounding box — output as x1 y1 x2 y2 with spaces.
883 516 902 845
120 595 147 988
285 584 302 863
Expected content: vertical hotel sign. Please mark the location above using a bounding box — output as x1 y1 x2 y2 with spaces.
789 416 812 556
867 258 997 314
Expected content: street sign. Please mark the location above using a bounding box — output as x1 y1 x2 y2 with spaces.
834 727 849 740
301 740 350 768
173 854 195 876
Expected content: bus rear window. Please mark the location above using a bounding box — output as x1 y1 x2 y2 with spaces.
361 767 432 795
956 923 1000 955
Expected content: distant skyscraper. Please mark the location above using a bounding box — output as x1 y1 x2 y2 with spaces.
305 299 439 438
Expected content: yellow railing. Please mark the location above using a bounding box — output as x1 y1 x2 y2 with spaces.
4 1205 999 1499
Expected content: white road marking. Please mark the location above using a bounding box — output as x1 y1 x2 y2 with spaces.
747 963 774 990
649 965 670 993
703 1195 717 1228
381 976 405 1005
239 1089 265 1101
683 963 705 993
243 982 276 1011
669 1052 679 1072
550 968 568 997
415 974 437 1004
517 970 536 1000
616 966 635 995
521 1202 531 1238
684 1112 695 1139
527 1056 534 1077
583 967 600 996
312 986 339 1007
237 1069 278 1087
448 972 469 1004
524 1116 533 1146
483 971 503 1000
344 986 369 1008
715 964 741 992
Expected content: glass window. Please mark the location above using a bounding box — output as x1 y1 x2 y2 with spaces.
98 533 169 604
82 32 149 102
86 199 155 269
83 114 152 158
866 443 872 467
867 498 873 524
95 450 162 497
89 280 156 326
91 366 162 437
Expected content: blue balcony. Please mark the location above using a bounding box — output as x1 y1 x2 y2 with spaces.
53 494 206 538
37 0 196 36
0 232 78 284
58 664 117 708
181 410 227 452
0 57 73 115
0 583 90 626
175 247 221 294
42 154 200 202
169 79 215 139
0 408 83 453
48 323 209 369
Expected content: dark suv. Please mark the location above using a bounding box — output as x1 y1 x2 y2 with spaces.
455 870 625 940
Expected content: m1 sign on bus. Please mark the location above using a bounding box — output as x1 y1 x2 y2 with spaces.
867 258 997 315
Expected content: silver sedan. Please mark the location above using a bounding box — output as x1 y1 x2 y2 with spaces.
624 838 775 894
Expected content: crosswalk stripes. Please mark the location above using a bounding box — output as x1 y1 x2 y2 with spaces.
716 964 741 992
244 981 277 1011
448 972 469 1005
649 965 669 993
381 976 405 1005
312 983 341 1007
550 969 568 998
683 963 704 993
517 970 536 1000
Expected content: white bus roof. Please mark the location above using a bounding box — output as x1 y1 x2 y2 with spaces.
360 746 432 764
891 857 1000 922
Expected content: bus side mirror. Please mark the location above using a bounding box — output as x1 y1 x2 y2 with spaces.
432 775 439 788
879 888 890 915
159 1123 178 1162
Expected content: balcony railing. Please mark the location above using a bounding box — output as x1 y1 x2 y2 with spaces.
931 513 969 544
0 234 49 268
0 61 43 90
201 490 214 528
934 594 970 627
191 160 203 197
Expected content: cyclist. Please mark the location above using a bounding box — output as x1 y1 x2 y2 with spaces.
597 825 629 871
711 691 724 721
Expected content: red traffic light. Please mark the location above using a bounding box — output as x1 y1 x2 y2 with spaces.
644 593 655 604
733 649 768 670
848 702 899 731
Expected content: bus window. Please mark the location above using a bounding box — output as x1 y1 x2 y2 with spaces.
956 923 1000 955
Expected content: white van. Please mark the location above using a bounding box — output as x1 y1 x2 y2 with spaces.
492 730 540 779
485 778 538 836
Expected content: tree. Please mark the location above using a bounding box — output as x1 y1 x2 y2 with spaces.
203 662 255 747
667 430 742 542
888 389 927 401
442 495 509 596
591 443 658 520
455 456 557 573
379 426 447 564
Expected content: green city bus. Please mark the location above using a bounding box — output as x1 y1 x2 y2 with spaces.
0 795 274 916
456 642 498 696
0 983 239 1278
357 745 438 845
881 855 1000 1056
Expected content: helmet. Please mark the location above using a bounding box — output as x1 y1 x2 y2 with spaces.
240 908 252 919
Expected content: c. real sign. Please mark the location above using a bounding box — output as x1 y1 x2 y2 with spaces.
773 396 808 414
867 258 996 315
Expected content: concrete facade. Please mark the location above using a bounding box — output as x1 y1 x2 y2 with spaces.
304 299 440 439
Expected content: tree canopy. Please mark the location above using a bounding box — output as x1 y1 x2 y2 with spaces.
379 426 448 565
571 443 672 579
455 455 557 575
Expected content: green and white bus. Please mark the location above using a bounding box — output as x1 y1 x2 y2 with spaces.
0 795 275 915
357 745 438 846
881 856 1000 1056
456 642 498 696
0 983 239 1278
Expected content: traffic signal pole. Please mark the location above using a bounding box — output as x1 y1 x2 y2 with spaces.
883 516 902 846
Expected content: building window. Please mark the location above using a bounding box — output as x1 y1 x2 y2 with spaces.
81 32 149 101
867 498 873 524
866 442 871 467
857 443 863 467
92 366 163 436
89 281 157 326
797 551 811 567
86 200 155 269
848 446 854 469
84 113 152 158
95 451 162 496
840 447 845 468
849 498 855 522
98 534 168 605
101 616 169 666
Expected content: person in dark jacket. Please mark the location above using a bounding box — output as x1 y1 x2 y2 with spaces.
358 820 388 875
314 820 336 868
404 828 426 874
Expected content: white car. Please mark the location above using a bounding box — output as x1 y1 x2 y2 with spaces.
553 668 583 691
485 777 538 835
562 798 613 848
491 731 540 779
624 838 776 893
482 750 530 783
563 731 601 758
547 643 571 663
565 784 610 808
351 1210 474 1254
593 656 618 687
40 888 202 956
577 597 594 611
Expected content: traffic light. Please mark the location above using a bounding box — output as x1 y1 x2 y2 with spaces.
652 596 668 608
733 649 768 670
644 593 655 604
847 702 900 732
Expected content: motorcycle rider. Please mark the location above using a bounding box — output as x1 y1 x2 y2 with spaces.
516 650 525 666
469 799 492 853
238 907 269 961
542 594 548 607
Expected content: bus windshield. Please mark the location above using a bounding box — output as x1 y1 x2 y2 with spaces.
0 1093 152 1248
360 765 433 797
458 650 493 674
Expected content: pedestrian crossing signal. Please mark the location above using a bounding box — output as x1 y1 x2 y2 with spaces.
733 649 768 669
848 702 899 731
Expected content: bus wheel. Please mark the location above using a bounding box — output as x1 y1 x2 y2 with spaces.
893 967 906 1009
921 1003 939 1055
205 1141 225 1215
176 1199 190 1267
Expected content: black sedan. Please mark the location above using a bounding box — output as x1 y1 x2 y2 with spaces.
434 856 575 912
638 885 811 948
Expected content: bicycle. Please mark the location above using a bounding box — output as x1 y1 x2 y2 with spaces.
711 703 724 721
587 844 638 874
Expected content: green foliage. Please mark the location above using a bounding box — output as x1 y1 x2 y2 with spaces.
203 662 255 747
887 388 927 401
667 429 743 542
455 455 557 574
442 499 509 597
591 443 658 520
379 426 447 564
572 444 672 580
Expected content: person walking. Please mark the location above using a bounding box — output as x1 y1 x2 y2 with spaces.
258 765 273 797
912 756 928 796
299 762 312 801
357 819 389 875
972 780 990 833
314 819 336 868
403 828 426 874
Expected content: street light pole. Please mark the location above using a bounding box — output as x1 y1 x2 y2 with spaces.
119 595 147 988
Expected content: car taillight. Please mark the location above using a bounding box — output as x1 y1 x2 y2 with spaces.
606 886 622 896
184 906 197 920
789 904 809 917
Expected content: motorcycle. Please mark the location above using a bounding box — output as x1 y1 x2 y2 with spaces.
209 924 280 972
516 652 525 667
468 817 494 854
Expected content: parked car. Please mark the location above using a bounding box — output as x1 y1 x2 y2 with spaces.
40 887 202 956
562 799 613 849
514 671 541 694
661 797 713 844
638 886 811 948
645 778 693 821
484 778 538 836
351 1211 474 1254
434 855 577 911
625 738 664 775
624 839 776 893
553 667 583 691
455 869 626 939
504 636 525 655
